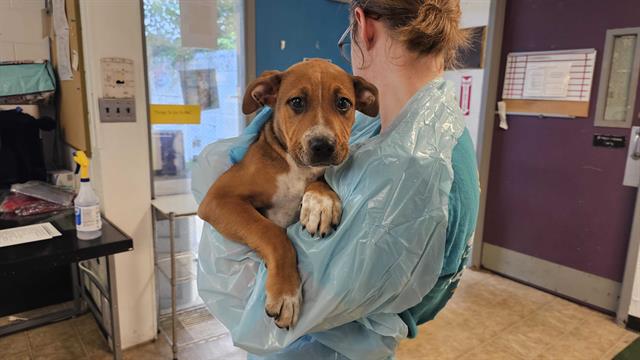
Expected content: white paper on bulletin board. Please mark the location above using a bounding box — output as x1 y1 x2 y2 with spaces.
522 61 571 98
502 49 596 102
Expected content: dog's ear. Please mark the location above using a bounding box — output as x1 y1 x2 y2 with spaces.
242 70 282 114
352 76 379 117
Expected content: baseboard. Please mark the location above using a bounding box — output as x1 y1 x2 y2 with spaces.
482 243 621 311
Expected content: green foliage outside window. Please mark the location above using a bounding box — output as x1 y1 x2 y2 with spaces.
143 0 239 65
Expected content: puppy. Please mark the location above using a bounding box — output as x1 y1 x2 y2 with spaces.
198 59 379 329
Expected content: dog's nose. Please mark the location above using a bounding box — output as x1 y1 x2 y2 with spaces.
309 137 335 163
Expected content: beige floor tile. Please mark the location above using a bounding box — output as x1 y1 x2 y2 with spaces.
459 340 526 360
572 317 631 354
461 268 490 281
71 314 100 334
123 337 173 360
466 306 524 338
27 320 77 349
79 327 111 358
398 270 638 360
457 268 486 289
538 321 628 360
484 275 555 307
601 331 639 360
492 291 547 318
0 331 30 357
445 292 526 337
453 277 507 308
2 351 33 360
31 337 86 360
397 316 491 359
529 299 590 334
480 315 566 359
395 343 426 360
3 351 31 360
536 351 588 360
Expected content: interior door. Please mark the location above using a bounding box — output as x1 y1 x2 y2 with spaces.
482 0 640 312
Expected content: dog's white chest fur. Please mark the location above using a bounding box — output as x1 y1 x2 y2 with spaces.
266 156 324 228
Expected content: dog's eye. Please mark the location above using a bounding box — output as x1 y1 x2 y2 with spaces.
336 97 352 112
288 97 305 113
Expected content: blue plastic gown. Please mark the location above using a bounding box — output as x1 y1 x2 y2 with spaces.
192 78 467 359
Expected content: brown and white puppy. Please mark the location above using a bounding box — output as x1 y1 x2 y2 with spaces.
198 59 378 329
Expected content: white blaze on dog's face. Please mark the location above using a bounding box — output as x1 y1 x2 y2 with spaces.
242 59 379 167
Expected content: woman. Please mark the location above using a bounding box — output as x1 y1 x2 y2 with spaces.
193 0 479 359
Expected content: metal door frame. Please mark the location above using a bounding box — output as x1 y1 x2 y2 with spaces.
471 0 506 269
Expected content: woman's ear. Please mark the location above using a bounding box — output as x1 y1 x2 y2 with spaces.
352 75 379 117
242 70 282 114
353 7 376 51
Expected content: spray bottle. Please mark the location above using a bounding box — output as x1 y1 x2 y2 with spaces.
73 151 102 240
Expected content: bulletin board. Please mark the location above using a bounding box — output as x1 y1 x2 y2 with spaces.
501 49 597 118
50 0 91 153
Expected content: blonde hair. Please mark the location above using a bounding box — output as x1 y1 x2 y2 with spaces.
351 0 470 67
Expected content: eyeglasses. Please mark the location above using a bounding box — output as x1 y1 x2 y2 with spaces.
338 24 353 64
337 11 382 64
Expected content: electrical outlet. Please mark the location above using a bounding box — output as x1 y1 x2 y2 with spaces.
98 98 136 123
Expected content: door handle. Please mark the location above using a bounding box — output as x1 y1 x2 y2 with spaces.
632 130 640 160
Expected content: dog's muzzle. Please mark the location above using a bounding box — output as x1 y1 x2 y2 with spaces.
308 137 336 166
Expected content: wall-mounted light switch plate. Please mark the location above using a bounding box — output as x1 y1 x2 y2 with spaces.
98 98 136 123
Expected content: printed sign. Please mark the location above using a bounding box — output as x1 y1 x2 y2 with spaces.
150 104 201 124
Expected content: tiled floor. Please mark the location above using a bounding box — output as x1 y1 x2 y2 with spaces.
395 269 638 360
1 269 636 359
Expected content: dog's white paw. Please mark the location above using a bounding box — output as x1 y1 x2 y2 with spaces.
265 287 301 330
300 189 342 237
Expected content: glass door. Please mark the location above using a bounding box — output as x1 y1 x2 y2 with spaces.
142 0 246 334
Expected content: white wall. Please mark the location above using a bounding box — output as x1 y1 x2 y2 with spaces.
0 0 49 62
78 0 156 349
443 0 491 152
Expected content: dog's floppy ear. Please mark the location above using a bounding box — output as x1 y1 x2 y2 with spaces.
352 76 379 117
242 70 282 114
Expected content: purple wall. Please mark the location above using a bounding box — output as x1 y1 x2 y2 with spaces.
484 0 640 282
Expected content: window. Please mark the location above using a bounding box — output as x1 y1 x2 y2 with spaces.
595 27 640 128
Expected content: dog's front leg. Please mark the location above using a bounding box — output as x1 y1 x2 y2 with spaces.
300 180 342 237
199 183 301 329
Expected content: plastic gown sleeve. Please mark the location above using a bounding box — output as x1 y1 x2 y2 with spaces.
192 79 465 359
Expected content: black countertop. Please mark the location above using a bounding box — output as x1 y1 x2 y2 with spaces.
0 204 133 275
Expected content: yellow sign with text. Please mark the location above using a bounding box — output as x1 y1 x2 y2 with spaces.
150 104 201 124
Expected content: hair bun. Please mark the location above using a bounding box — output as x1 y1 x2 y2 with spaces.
398 0 470 67
421 1 446 17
